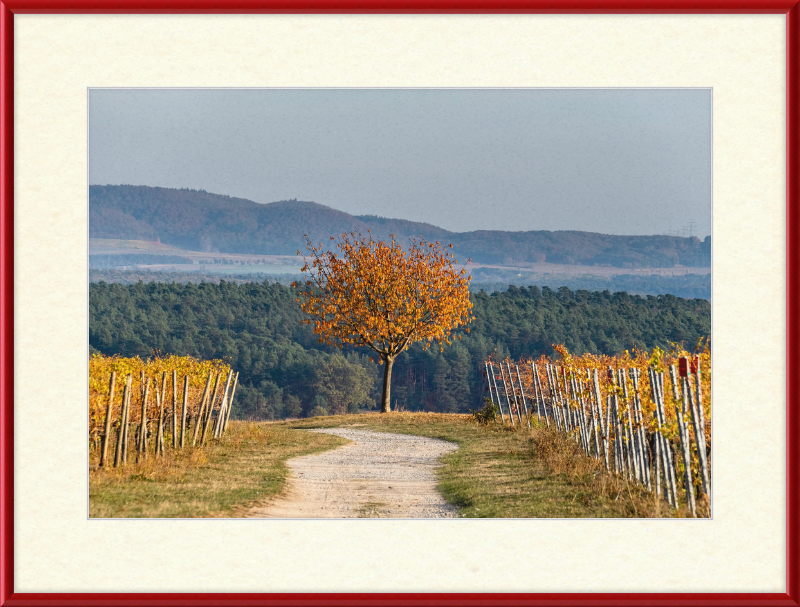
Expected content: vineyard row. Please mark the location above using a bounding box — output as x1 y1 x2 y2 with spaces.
484 349 711 517
90 355 239 467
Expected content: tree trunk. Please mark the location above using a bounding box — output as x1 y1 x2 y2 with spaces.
381 355 395 413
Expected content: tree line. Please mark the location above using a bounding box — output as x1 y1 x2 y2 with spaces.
89 280 710 419
90 268 710 300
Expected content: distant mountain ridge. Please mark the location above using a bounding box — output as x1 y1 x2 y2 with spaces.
89 185 711 268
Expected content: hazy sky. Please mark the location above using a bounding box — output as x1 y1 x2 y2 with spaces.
89 88 711 237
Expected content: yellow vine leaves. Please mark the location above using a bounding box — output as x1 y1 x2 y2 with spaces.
293 231 474 360
492 339 710 446
89 353 231 437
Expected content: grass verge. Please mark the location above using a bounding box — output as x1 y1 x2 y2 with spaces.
89 421 348 518
292 412 685 518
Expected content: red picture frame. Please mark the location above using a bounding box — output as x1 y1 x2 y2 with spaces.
1 4 797 606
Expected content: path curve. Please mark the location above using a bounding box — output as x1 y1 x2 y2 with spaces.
246 428 459 518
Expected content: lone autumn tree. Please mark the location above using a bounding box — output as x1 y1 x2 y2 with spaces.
294 231 474 413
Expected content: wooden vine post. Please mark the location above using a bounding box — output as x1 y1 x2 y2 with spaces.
619 369 636 481
214 370 234 439
545 365 559 431
155 387 165 456
586 371 600 461
505 361 523 425
572 376 589 456
100 371 117 468
632 369 652 491
648 368 663 499
180 375 189 448
693 355 708 448
200 372 222 445
670 364 696 517
656 371 679 508
531 362 544 426
192 373 213 446
514 364 532 428
592 369 609 470
114 374 132 468
681 357 710 499
498 363 515 426
554 367 568 432
223 372 239 433
608 368 623 475
649 368 675 506
488 363 506 424
172 369 178 448
579 377 591 456
550 365 563 431
579 378 592 458
121 376 132 465
138 379 151 460
160 373 168 454
484 362 498 417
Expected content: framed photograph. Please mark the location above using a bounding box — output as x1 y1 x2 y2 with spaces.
1 3 797 606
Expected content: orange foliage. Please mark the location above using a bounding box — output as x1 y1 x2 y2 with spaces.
294 232 474 360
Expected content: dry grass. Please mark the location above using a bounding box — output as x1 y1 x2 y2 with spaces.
89 421 347 518
527 424 689 518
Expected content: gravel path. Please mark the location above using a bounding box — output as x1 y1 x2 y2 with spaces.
246 428 459 518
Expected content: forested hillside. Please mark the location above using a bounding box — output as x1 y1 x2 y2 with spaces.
90 281 710 420
90 185 711 268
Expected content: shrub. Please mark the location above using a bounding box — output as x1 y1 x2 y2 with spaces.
308 405 329 417
470 398 499 425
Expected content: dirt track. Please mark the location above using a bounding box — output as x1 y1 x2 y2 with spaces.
246 428 459 518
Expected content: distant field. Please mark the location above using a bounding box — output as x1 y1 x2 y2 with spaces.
90 238 183 252
90 239 709 280
89 268 305 284
202 265 304 274
89 238 302 274
467 261 710 278
140 264 305 274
